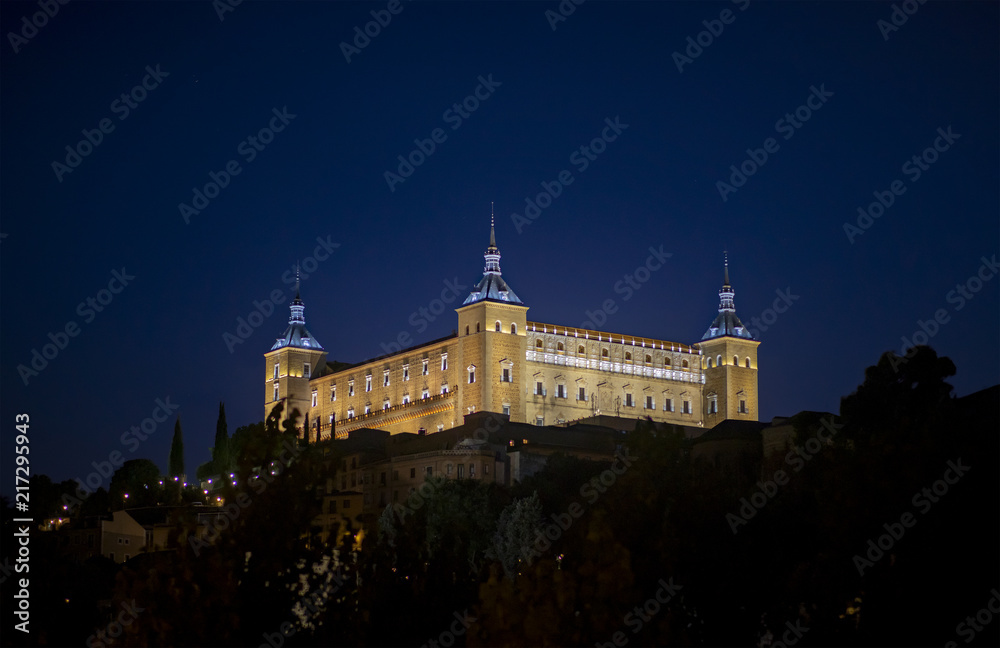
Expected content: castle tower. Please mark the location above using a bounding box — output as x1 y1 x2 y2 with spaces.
695 255 760 426
454 211 529 421
264 278 327 436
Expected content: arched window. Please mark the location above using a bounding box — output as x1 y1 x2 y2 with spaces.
476 322 480 332
707 358 713 368
717 355 722 367
602 348 609 358
734 355 739 366
645 354 652 364
536 339 543 348
495 321 501 332
578 345 585 355
465 325 469 335
682 359 689 368
511 323 517 334
625 352 632 361
557 342 564 351
664 357 671 366
745 357 751 368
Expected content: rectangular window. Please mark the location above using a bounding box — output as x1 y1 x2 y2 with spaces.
578 386 586 401
447 464 453 475
469 368 476 384
273 363 279 380
422 359 429 375
535 381 543 396
469 463 476 477
683 400 691 414
348 380 354 397
331 385 336 402
364 405 370 415
646 395 653 409
502 404 510 416
536 416 544 426
440 384 448 395
556 384 566 399
665 398 674 412
403 364 410 381
422 389 429 399
441 354 448 371
625 393 634 407
410 468 416 479
365 375 372 392
708 398 717 414
383 400 390 410
437 423 444 432
484 463 490 476
384 370 390 387
303 363 310 379
739 399 747 414
502 367 511 382
403 394 410 405
311 391 318 407
457 464 464 478
273 382 279 402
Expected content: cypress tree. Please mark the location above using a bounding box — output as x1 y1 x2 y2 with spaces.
169 417 185 478
213 402 230 473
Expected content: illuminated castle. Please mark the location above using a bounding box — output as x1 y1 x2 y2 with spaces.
264 220 759 440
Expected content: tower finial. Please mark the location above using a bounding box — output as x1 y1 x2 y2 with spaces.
489 202 496 248
723 251 730 286
294 263 301 300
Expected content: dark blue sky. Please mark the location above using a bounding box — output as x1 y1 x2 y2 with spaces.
2 1 997 485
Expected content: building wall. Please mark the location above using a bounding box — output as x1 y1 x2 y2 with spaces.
697 337 760 428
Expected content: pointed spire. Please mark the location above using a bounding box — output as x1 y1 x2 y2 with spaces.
718 252 735 312
293 263 302 301
484 205 501 274
289 263 305 324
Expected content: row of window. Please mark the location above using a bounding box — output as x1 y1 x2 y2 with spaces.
533 340 694 368
706 355 753 369
465 321 519 335
531 380 692 413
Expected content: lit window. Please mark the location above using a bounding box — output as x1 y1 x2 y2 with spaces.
437 423 443 432
304 363 311 379
502 404 510 416
664 358 672 367
602 348 609 358
502 367 511 382
495 321 501 332
707 358 713 368
578 345 585 355
364 404 371 415
422 388 430 399
383 399 390 410
403 393 410 405
682 360 689 368
311 391 318 407
348 380 355 396
329 414 334 425
625 393 634 407
273 363 279 380
403 364 410 381
273 382 279 402
745 357 751 368
422 359 429 375
578 386 586 401
536 339 543 348
468 366 476 384
645 355 652 364
645 395 653 409
384 370 390 387
441 353 448 371
557 342 564 352
717 355 722 367
625 352 632 361
348 407 355 419
511 323 517 334
365 375 372 392
536 416 544 426
708 396 717 414
440 384 448 395
331 385 336 402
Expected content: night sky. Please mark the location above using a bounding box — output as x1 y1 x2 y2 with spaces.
2 1 997 486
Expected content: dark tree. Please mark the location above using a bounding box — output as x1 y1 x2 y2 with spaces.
110 459 162 508
213 401 230 474
169 417 185 478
